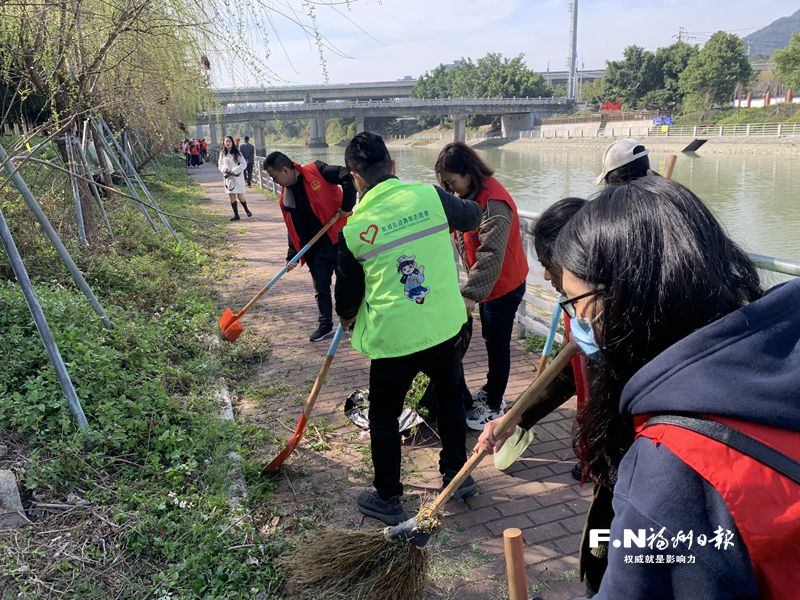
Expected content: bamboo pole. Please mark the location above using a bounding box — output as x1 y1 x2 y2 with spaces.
0 142 113 330
97 119 178 243
90 119 159 233
71 133 114 239
62 135 87 245
0 205 88 431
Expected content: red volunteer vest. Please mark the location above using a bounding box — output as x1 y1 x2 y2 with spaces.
635 415 800 599
463 177 529 301
563 315 590 412
279 162 346 253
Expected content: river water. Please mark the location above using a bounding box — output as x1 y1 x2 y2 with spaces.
262 144 799 276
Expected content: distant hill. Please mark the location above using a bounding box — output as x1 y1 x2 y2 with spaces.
744 9 800 57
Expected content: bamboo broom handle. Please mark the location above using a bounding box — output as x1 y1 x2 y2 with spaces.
664 154 677 179
424 341 579 517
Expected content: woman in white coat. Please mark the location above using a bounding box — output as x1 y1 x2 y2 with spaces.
218 135 252 221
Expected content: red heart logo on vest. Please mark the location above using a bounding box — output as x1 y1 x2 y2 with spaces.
359 224 378 245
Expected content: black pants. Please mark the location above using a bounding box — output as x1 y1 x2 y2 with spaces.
244 160 254 186
418 316 472 420
305 244 337 327
479 282 525 410
369 334 468 499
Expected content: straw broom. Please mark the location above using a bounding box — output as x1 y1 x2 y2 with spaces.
287 341 579 600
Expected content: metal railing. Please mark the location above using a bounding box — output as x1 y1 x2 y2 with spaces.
514 209 800 341
518 121 800 140
241 170 800 340
252 155 280 195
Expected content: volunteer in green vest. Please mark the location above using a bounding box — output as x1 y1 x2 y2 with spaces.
335 132 482 525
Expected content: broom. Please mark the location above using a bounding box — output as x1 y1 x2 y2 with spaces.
288 340 579 600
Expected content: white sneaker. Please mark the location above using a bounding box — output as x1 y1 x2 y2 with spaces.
466 399 507 431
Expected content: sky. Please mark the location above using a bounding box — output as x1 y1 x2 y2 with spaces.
211 0 798 87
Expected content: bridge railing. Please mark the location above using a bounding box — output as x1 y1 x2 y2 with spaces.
205 96 571 117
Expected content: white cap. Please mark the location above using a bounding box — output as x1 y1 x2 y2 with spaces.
595 139 649 185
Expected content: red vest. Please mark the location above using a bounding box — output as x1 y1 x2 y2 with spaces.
463 177 529 301
563 315 590 412
636 415 800 599
280 162 346 253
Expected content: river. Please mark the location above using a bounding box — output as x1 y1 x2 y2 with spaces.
259 143 799 279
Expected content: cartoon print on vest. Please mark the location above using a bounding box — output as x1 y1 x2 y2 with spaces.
397 255 429 304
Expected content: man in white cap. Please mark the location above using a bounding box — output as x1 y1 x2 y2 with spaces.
595 139 653 186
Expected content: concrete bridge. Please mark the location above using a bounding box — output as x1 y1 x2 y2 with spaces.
197 96 573 148
212 80 417 104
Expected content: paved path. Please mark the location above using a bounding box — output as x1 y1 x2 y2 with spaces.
193 163 589 600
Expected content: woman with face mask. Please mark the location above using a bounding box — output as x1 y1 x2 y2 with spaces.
479 177 800 598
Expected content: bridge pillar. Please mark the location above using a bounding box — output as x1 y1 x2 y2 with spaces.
355 116 366 134
253 123 266 156
309 117 328 148
220 121 228 142
209 122 218 146
501 113 538 138
194 124 203 139
451 114 466 143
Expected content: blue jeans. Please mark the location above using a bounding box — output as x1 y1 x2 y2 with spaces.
479 282 525 410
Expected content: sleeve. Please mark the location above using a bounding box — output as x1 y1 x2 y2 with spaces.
593 440 759 600
435 186 482 232
518 360 577 430
286 235 298 262
217 152 226 175
334 231 365 320
231 158 245 175
317 161 357 212
460 200 513 303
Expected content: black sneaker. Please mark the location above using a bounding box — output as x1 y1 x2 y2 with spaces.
309 324 333 342
441 475 478 501
571 463 582 481
357 490 407 525
230 215 241 221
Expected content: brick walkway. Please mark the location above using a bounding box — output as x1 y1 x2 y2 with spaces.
193 163 589 600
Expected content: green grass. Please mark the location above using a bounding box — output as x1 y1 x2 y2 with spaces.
0 154 288 598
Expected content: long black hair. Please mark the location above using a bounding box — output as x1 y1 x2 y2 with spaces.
553 177 763 486
434 142 494 195
222 135 241 161
533 197 587 275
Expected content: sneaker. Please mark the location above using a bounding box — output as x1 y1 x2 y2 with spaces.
466 399 507 431
357 490 407 525
309 324 333 342
441 475 478 500
571 463 582 481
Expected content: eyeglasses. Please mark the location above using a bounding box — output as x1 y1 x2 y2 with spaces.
559 290 599 319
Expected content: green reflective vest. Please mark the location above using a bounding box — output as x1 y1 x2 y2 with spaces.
342 178 466 359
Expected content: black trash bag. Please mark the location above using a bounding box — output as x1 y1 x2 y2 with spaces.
344 388 424 434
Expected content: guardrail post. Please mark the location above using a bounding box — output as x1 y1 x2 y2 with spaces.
778 123 783 136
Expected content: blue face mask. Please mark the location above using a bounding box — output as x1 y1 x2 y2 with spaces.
571 313 602 358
